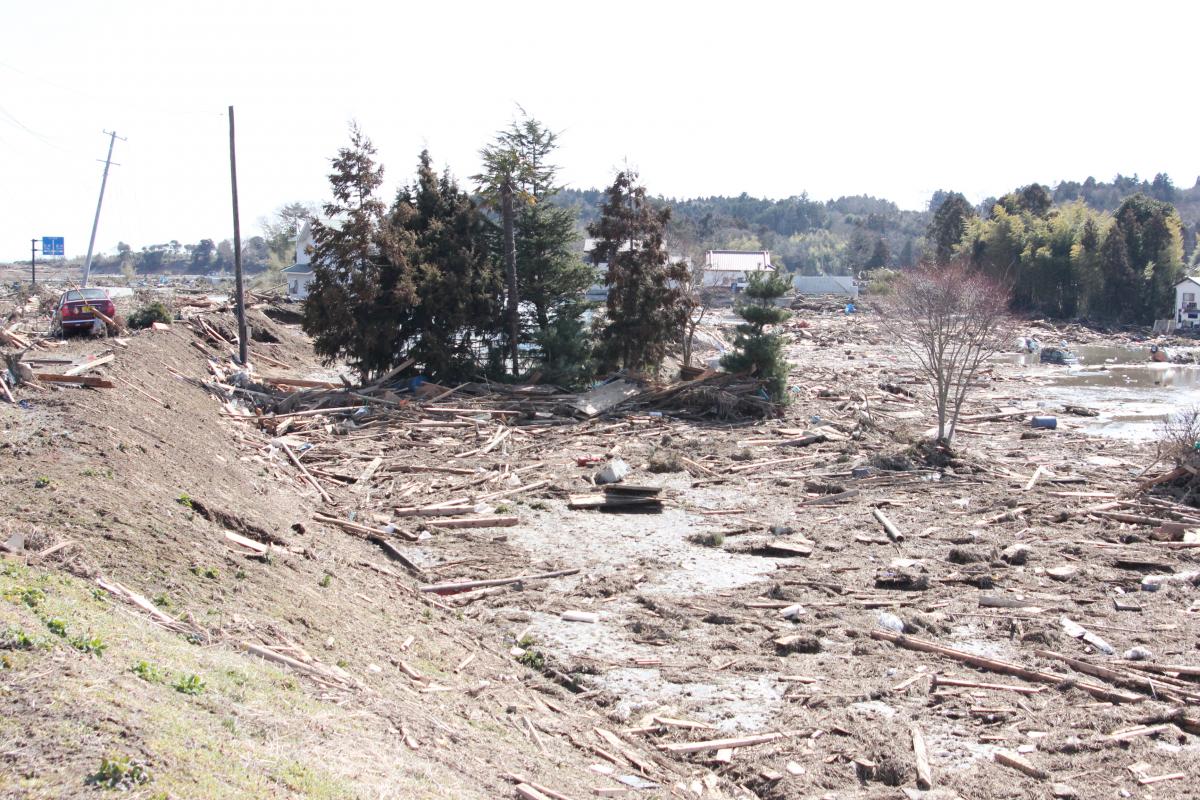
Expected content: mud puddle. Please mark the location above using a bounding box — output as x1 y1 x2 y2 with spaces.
1010 346 1200 440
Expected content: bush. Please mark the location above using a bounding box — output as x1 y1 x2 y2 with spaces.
127 302 172 329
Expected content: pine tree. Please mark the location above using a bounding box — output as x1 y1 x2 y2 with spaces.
927 192 976 265
720 272 792 402
390 151 501 382
588 171 690 373
303 125 416 382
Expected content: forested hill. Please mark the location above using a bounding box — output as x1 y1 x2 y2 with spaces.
553 174 1200 276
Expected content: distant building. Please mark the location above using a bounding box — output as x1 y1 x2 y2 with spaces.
583 238 690 301
702 250 774 288
283 221 315 300
793 275 859 297
1175 275 1200 328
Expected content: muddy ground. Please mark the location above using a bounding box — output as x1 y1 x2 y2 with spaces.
1 288 1198 799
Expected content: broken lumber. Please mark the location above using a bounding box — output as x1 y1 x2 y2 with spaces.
419 568 580 594
279 440 334 504
313 512 419 542
34 373 114 388
426 515 518 529
870 630 1142 703
872 508 905 542
659 731 798 754
994 750 1048 780
63 354 114 376
911 726 932 790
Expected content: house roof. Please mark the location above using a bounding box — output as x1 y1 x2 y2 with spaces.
704 250 773 271
1176 276 1200 290
282 263 313 275
793 275 858 295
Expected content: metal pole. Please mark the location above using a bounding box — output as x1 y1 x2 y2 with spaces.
30 238 37 286
228 106 248 366
82 130 122 288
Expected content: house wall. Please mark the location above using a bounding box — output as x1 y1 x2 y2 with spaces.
287 273 313 301
1177 280 1200 328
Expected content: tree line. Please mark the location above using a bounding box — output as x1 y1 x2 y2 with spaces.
302 116 722 391
927 184 1194 324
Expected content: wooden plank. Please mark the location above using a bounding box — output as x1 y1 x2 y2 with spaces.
34 373 114 388
994 750 1048 780
279 440 333 504
427 515 518 529
352 457 383 494
659 731 797 754
419 568 580 594
911 726 932 790
872 508 905 542
63 354 114 376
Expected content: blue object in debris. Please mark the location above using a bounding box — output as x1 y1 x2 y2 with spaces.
18 400 33 410
406 376 425 391
1031 416 1057 429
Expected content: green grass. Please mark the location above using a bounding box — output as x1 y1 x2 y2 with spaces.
173 674 206 695
88 754 152 789
131 661 164 683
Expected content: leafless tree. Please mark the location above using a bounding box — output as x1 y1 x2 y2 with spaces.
876 262 1009 443
681 264 715 368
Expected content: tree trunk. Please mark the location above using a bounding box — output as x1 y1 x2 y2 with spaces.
501 183 519 377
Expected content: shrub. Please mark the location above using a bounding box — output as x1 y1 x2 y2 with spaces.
127 302 172 329
174 674 205 695
89 755 151 789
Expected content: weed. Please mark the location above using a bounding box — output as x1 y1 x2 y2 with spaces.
131 661 164 682
34 476 50 488
495 503 513 514
176 493 193 509
82 467 114 479
0 562 26 579
318 573 332 588
189 566 218 580
152 593 171 608
1 626 40 650
235 569 247 580
15 586 45 608
516 648 546 670
528 501 548 511
173 674 206 695
46 617 67 637
70 634 107 656
89 755 151 789
90 588 107 603
127 301 173 329
335 658 349 669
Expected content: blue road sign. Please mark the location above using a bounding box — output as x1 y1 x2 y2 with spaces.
42 236 64 257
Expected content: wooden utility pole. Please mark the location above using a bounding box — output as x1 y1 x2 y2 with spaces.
228 106 248 366
30 239 38 286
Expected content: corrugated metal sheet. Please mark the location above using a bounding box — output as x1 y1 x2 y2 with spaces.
704 250 773 271
793 275 859 296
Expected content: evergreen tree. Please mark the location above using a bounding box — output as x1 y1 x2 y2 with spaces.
927 192 976 264
390 151 501 382
865 236 891 269
588 170 690 373
303 125 416 382
721 271 792 402
506 115 595 386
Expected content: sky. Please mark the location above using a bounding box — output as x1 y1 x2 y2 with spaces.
1 0 1197 262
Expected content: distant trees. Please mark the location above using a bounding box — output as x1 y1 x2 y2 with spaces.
721 271 792 401
927 192 976 265
589 171 690 373
958 191 1185 323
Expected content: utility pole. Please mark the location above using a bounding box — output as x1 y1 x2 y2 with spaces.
228 106 248 366
82 130 124 288
30 238 39 286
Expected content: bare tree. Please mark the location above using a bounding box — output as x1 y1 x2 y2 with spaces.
681 263 715 368
877 262 1009 443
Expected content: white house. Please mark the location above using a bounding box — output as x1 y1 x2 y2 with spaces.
701 250 774 288
283 221 315 300
1175 275 1200 328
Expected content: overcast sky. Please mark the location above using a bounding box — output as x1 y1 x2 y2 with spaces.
2 0 1196 262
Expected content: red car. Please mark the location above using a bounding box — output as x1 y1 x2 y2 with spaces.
54 288 116 336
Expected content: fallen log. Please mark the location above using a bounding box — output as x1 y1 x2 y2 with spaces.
419 568 580 595
870 630 1142 703
872 508 905 542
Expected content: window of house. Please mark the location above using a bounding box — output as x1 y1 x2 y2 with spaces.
1184 292 1196 308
